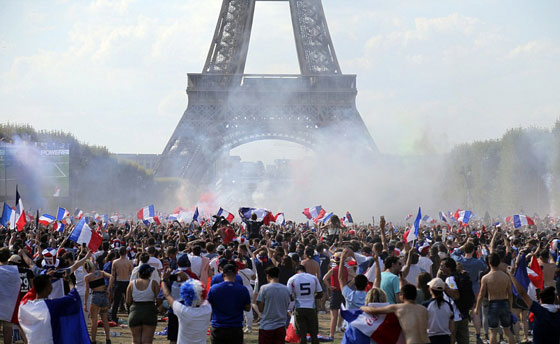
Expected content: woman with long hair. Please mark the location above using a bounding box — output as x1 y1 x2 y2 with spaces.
126 264 160 344
84 260 112 344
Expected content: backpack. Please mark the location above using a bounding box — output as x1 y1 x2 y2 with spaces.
453 271 475 318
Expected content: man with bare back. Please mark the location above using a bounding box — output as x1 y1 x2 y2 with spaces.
474 253 515 344
361 284 429 344
539 249 557 288
110 246 133 323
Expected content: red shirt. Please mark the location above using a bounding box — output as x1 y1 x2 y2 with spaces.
330 266 347 291
223 227 236 245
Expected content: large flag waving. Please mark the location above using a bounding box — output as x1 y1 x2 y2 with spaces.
341 304 405 344
303 206 325 220
0 265 22 322
19 288 90 344
136 205 155 220
513 215 535 228
68 218 102 252
404 207 421 243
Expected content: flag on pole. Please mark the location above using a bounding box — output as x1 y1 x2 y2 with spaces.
321 212 334 224
193 207 199 222
14 186 27 231
439 211 449 223
68 218 102 252
404 207 421 243
513 215 535 228
454 210 473 225
274 213 286 226
217 208 235 223
136 205 155 220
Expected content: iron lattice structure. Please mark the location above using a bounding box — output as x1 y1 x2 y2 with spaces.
156 0 377 181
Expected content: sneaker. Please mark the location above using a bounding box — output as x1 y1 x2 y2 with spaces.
324 336 334 342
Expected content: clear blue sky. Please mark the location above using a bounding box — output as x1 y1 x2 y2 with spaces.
1 0 559 158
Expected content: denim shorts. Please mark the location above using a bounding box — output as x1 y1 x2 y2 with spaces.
487 299 511 329
91 291 109 308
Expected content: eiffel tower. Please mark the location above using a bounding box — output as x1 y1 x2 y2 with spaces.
156 0 377 182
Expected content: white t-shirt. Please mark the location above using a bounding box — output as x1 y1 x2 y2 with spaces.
365 260 385 283
425 298 454 336
19 299 53 344
172 300 212 344
188 255 203 278
287 272 322 309
404 264 421 286
148 256 163 271
131 265 161 283
445 276 462 321
417 256 433 274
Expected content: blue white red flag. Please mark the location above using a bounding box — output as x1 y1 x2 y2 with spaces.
439 211 449 223
1 203 15 227
454 210 473 225
14 186 27 231
341 304 405 344
403 207 421 243
137 205 155 220
74 208 83 220
321 212 334 223
0 265 21 322
68 218 102 252
346 211 354 223
422 215 436 224
56 207 69 221
239 207 270 221
274 213 286 226
19 288 90 344
405 214 413 221
303 206 325 220
513 215 535 228
39 214 56 226
217 208 235 223
143 216 161 226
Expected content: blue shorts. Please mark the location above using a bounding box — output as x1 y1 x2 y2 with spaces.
487 299 511 329
91 291 109 308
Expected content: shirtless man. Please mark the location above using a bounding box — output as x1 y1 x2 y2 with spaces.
302 247 321 281
474 253 515 344
539 249 557 288
110 246 133 323
361 284 430 344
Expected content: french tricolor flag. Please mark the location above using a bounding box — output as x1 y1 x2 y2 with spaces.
74 208 83 220
321 212 334 224
404 207 421 243
341 304 405 344
39 214 56 226
346 211 354 224
454 210 473 225
217 208 235 223
68 218 102 252
137 205 155 220
56 207 70 221
513 215 535 228
303 206 324 220
14 186 27 231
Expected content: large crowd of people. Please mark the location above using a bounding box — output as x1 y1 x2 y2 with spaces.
0 210 560 344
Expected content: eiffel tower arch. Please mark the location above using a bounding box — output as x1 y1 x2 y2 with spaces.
156 0 378 182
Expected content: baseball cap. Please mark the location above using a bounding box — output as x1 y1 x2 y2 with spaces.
222 264 237 274
8 254 22 264
427 277 446 291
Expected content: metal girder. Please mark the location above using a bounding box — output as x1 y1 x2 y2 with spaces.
157 1 376 182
